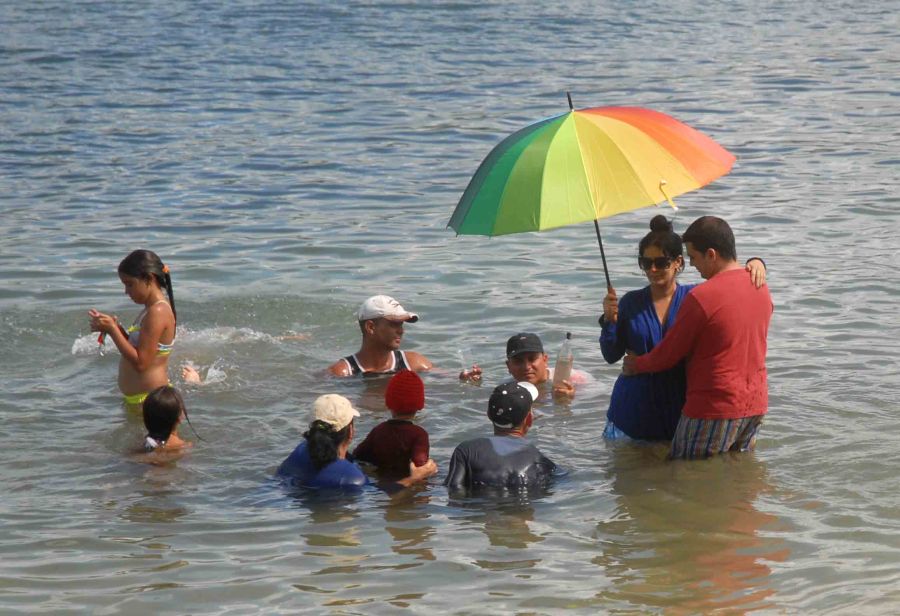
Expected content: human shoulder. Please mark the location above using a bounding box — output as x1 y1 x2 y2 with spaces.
618 286 651 315
454 435 490 453
689 269 746 303
328 357 353 377
148 299 174 316
403 351 432 372
143 301 175 331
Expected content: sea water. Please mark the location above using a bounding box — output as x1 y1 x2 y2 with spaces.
2 1 900 612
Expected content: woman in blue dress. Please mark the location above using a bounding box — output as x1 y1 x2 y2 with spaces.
599 215 766 441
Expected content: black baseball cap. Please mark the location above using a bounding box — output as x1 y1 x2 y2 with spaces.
487 381 538 429
506 332 544 359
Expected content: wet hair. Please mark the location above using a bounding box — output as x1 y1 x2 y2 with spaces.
639 215 684 265
681 216 737 261
118 250 177 323
303 420 352 470
143 385 184 444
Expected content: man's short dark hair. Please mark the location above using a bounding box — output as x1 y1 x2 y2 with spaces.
682 216 737 261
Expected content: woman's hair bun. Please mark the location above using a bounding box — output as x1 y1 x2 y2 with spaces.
649 214 673 233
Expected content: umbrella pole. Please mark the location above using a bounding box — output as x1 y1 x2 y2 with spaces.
593 219 613 290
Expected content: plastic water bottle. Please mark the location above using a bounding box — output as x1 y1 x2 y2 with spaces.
552 332 573 388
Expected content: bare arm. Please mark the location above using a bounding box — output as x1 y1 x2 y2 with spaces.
395 459 437 488
327 358 353 377
89 306 173 371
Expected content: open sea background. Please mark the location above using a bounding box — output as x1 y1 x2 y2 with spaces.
2 1 899 613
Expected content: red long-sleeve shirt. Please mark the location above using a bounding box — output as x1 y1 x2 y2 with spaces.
352 419 429 478
633 268 773 420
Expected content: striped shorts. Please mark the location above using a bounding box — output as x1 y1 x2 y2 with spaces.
670 415 764 460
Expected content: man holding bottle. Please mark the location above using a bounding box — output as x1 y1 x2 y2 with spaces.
504 332 583 398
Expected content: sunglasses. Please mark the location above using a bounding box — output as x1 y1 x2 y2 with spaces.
638 256 674 271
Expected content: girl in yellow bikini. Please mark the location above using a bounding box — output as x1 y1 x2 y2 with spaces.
89 249 176 410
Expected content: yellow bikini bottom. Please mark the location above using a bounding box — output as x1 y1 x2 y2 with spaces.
123 383 172 409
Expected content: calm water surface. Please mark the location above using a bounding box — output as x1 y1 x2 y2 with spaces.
2 1 899 613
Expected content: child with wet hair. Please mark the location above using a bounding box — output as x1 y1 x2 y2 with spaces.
352 369 430 478
141 385 191 454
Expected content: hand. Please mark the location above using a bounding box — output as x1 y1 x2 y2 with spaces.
746 258 767 289
622 351 637 376
603 287 618 324
182 364 202 384
88 309 117 335
552 379 575 398
407 458 438 483
459 364 482 382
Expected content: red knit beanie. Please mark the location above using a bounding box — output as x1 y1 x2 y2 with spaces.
385 369 425 414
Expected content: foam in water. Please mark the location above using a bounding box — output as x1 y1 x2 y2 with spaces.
70 326 293 357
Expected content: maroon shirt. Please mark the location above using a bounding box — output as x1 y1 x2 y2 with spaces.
352 419 429 477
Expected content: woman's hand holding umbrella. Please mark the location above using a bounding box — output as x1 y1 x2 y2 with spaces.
602 287 618 324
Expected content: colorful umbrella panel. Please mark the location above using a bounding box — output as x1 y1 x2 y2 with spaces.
448 106 735 237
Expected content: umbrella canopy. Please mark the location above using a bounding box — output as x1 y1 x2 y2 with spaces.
449 105 735 237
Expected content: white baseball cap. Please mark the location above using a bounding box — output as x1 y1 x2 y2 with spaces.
356 295 419 323
312 394 360 431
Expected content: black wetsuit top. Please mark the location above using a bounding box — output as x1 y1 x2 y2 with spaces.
444 435 556 489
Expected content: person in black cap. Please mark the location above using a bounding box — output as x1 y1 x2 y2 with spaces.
444 382 557 490
505 332 578 398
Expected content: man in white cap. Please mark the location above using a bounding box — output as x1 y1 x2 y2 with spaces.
444 382 557 490
329 295 481 380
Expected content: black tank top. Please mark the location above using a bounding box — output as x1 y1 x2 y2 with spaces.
342 350 410 376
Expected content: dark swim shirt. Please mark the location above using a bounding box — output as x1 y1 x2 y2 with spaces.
444 435 556 489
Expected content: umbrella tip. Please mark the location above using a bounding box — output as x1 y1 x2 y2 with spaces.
566 91 573 110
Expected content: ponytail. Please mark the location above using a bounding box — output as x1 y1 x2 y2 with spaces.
162 264 177 326
303 420 351 470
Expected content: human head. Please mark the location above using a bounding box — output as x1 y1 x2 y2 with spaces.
118 249 176 321
682 216 738 279
487 381 538 432
385 369 425 417
506 333 550 385
304 394 360 470
143 385 184 443
638 215 684 271
357 296 418 349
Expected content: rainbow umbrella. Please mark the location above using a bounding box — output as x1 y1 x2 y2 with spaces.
448 95 736 287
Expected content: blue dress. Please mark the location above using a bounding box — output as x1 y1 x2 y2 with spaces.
277 441 369 489
599 283 695 441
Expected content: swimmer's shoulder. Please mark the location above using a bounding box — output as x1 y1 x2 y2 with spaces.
404 351 432 371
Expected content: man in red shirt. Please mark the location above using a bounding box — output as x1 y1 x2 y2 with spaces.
623 216 773 459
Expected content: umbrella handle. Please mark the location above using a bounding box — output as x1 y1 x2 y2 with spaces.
593 219 612 290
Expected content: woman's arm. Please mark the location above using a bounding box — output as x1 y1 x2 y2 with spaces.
745 258 767 289
128 304 173 371
599 288 628 364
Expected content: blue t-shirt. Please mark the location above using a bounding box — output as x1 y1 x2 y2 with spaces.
277 441 369 489
599 283 695 440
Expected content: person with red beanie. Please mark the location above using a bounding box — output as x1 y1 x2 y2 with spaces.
352 369 430 479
